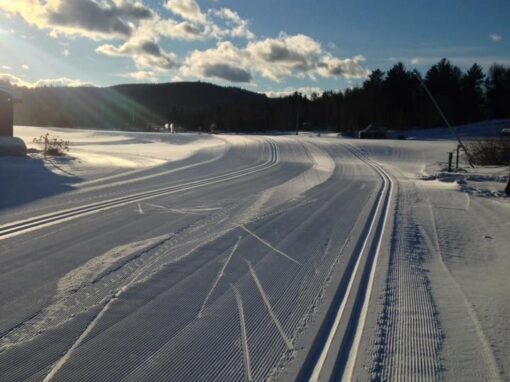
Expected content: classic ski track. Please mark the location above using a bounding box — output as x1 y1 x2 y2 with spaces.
198 236 242 318
232 284 254 382
245 259 294 351
0 140 278 240
305 143 394 382
239 225 301 265
53 142 351 382
1 140 383 382
370 180 443 382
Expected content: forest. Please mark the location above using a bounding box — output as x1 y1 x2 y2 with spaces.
5 59 510 133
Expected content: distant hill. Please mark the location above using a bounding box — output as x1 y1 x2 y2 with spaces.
13 82 268 131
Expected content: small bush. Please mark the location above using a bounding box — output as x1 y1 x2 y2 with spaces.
466 138 510 166
33 133 70 156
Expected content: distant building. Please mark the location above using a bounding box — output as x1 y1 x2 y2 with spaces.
0 88 20 137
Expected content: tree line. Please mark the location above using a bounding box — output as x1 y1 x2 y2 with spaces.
279 59 510 133
7 59 510 133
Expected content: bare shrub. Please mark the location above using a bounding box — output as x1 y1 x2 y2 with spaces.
33 133 70 156
466 138 510 166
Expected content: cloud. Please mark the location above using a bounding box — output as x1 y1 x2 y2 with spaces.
207 8 254 40
0 72 92 88
245 33 322 81
34 77 94 87
2 1 367 85
248 34 368 81
121 70 158 82
181 41 252 82
134 16 204 41
0 0 153 40
265 86 324 99
22 64 30 70
96 38 176 70
390 55 510 68
0 73 32 88
202 63 252 82
317 55 369 79
181 33 369 83
164 0 207 25
489 34 502 42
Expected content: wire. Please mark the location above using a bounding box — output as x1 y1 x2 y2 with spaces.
413 70 475 168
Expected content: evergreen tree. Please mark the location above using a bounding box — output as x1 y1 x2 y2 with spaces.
460 63 485 123
425 58 463 126
486 64 510 119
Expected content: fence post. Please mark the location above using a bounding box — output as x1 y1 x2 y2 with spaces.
448 152 453 172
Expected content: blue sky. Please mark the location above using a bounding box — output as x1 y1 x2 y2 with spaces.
0 0 508 96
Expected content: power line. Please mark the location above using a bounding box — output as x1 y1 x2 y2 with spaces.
413 70 475 168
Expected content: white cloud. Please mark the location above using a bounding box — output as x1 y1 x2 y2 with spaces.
0 73 32 87
1 65 12 70
181 33 368 83
318 54 369 79
22 64 30 70
121 70 158 82
207 8 254 40
181 41 252 82
0 72 92 88
0 0 153 40
489 34 502 42
181 33 369 83
1 1 368 85
265 87 324 99
34 77 94 87
134 16 204 41
246 33 322 81
164 0 207 25
96 38 176 70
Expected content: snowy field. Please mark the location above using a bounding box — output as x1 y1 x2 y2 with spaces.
0 124 508 381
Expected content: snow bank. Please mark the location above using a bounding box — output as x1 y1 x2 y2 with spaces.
0 137 27 156
13 126 225 179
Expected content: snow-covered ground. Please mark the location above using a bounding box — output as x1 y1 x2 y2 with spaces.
340 125 509 381
14 125 227 179
393 118 510 140
0 123 508 381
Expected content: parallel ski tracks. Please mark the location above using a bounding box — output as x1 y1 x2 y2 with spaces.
299 144 394 382
0 140 278 240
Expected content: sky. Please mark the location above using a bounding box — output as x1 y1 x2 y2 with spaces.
0 0 509 97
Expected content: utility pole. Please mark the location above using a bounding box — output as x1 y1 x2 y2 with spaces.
413 70 475 168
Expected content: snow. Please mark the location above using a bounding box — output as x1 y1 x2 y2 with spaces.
0 121 509 381
14 125 226 178
393 119 510 140
0 136 26 156
341 128 509 381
